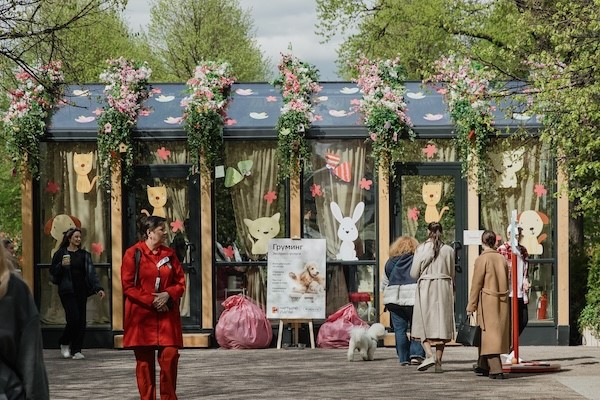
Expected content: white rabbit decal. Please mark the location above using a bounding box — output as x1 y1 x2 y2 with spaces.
330 201 365 261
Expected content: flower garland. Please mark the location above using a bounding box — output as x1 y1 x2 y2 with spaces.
182 61 236 178
272 52 321 181
426 55 496 188
97 57 152 188
2 61 64 178
355 56 414 179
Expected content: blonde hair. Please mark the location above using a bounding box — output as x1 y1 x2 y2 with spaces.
389 236 419 257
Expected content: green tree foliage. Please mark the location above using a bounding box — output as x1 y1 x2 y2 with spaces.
146 0 270 81
0 157 21 240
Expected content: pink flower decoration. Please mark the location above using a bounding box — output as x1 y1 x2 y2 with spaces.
223 246 235 260
534 184 547 197
422 144 437 158
151 88 162 94
312 114 323 121
139 108 152 116
264 191 277 204
370 133 377 141
408 207 420 221
266 96 277 102
225 118 237 126
157 147 171 160
359 178 372 190
93 108 104 116
311 184 322 197
45 181 60 194
170 220 184 233
350 98 361 105
91 242 104 256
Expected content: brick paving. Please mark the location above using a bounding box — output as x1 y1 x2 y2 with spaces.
45 346 600 399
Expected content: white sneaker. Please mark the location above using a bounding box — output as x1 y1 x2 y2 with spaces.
72 352 85 360
60 345 71 359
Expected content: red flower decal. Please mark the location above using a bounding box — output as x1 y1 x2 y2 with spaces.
170 220 184 233
534 184 547 197
223 246 235 259
91 242 104 256
359 178 372 190
408 208 420 221
311 184 322 197
157 146 171 160
422 144 437 159
45 181 60 194
264 191 277 204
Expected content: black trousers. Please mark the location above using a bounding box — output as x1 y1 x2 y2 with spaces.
510 297 528 336
59 291 88 354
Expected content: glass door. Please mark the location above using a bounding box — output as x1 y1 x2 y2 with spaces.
126 164 201 326
391 162 468 319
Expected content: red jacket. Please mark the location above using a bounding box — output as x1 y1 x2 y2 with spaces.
122 241 185 348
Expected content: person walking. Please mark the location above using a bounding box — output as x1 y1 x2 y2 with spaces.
410 222 455 373
497 226 530 337
381 236 426 366
467 230 510 379
122 216 185 400
1 244 49 399
49 227 105 360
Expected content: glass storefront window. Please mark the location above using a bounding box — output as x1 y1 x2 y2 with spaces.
38 142 110 327
135 141 188 165
214 140 284 316
528 262 555 323
480 139 554 259
304 139 376 261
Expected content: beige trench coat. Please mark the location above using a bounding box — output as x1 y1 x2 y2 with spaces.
410 240 455 341
466 248 510 355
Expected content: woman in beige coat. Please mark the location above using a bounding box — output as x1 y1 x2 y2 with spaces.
467 230 510 379
410 222 455 373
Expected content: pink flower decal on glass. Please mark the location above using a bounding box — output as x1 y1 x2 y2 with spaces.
151 88 162 94
225 118 237 126
45 181 60 194
312 114 323 121
264 191 277 204
170 220 184 233
266 96 277 102
359 178 373 190
422 144 437 158
157 147 171 160
223 246 235 260
311 184 322 197
93 108 104 116
408 207 420 221
91 242 104 256
534 184 547 197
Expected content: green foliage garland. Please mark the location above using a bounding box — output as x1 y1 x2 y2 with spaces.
182 61 236 178
272 52 321 181
2 61 64 178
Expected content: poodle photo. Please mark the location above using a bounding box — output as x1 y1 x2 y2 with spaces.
289 262 325 294
347 323 386 361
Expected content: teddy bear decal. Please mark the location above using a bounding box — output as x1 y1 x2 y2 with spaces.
330 201 365 261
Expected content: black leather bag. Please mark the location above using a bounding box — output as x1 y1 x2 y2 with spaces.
456 316 481 346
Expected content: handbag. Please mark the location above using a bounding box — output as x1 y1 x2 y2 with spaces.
456 315 481 346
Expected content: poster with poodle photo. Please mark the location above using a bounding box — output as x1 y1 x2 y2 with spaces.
266 238 326 319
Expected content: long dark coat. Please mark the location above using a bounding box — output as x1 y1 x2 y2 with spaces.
466 248 510 355
122 241 185 348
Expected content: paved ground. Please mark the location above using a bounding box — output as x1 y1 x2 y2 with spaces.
45 345 600 399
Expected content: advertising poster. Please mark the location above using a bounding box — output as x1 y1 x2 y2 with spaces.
266 238 326 319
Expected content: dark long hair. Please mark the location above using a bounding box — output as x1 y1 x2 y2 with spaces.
427 222 444 259
59 228 82 249
140 216 166 240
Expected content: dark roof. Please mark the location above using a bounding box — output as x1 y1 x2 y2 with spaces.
46 81 541 139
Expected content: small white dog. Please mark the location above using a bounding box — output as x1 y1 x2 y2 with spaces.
347 323 386 361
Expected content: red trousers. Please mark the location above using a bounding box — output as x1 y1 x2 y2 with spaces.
134 346 180 400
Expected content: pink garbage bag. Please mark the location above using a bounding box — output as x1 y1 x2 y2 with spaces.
317 303 368 348
216 294 273 349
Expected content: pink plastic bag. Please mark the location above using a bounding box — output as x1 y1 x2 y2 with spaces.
216 294 273 349
317 303 368 348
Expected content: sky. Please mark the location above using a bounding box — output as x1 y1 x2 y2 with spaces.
122 0 349 81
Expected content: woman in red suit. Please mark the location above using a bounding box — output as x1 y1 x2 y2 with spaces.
122 216 186 400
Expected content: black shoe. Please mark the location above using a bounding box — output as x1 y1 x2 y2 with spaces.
489 373 506 380
473 366 489 376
